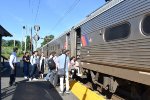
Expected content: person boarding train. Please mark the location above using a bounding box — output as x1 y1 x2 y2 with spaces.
57 50 70 94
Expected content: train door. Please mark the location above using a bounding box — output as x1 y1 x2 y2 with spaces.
76 28 81 59
66 33 71 50
70 27 81 58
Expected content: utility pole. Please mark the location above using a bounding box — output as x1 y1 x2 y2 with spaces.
33 25 40 50
23 26 27 52
21 28 23 51
30 27 33 52
14 39 15 47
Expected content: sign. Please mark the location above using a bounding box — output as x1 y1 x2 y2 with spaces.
34 25 40 31
33 34 40 41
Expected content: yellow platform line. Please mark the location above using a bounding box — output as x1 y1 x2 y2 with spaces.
70 80 105 100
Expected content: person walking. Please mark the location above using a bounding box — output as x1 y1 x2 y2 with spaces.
9 47 18 86
29 51 39 81
57 50 70 94
22 52 30 79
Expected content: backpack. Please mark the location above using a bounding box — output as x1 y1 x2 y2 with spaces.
48 57 56 70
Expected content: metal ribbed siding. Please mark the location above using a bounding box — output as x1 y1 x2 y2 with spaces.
81 0 150 34
75 0 124 28
81 38 150 72
43 45 47 56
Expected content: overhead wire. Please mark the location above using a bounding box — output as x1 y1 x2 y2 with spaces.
50 0 81 32
34 0 41 24
29 0 31 8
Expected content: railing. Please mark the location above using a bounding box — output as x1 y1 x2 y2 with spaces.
1 55 8 65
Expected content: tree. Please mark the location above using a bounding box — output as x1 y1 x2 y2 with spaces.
26 35 31 51
15 40 21 47
2 39 8 46
7 40 14 46
41 35 54 46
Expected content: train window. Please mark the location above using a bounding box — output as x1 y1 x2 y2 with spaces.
142 15 150 35
104 22 130 42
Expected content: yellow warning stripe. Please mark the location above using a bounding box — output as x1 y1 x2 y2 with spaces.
70 80 105 100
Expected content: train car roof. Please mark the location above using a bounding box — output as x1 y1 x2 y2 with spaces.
73 0 124 29
42 29 71 48
41 0 124 48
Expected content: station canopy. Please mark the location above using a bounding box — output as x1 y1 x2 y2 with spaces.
0 25 12 37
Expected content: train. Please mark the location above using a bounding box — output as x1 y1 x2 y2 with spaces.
38 0 150 99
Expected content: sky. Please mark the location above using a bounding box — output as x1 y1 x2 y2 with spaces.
0 0 105 48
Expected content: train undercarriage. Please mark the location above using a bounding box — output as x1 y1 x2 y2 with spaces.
76 68 150 100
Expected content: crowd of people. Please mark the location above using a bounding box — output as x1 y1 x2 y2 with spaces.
9 47 80 94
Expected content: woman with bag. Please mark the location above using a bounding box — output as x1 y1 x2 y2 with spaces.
57 50 70 94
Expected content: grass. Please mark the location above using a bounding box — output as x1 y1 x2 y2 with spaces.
1 46 24 59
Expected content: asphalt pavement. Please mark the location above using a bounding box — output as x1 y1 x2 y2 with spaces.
1 62 78 100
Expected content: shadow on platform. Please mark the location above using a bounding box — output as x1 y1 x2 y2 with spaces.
12 81 63 100
1 62 25 77
1 80 63 100
1 79 28 100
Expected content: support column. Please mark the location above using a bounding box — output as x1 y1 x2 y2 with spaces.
0 35 2 65
0 35 2 96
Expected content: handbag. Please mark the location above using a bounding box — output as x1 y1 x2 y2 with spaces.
58 55 67 77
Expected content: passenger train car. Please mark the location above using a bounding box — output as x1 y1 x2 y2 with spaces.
39 0 150 99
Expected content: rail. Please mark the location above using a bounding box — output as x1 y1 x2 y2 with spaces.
1 55 8 65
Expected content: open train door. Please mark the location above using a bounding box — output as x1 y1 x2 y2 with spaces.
65 32 71 50
70 27 81 59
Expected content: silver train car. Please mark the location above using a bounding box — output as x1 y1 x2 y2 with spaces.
39 0 150 99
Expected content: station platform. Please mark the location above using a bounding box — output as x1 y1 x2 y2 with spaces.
1 78 105 100
1 62 105 100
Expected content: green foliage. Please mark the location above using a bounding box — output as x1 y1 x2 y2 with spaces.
2 39 21 48
26 35 31 51
2 46 24 58
41 35 54 46
1 39 25 58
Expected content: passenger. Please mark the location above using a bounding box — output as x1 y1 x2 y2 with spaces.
22 52 30 79
45 52 58 85
57 50 70 94
9 47 18 86
44 53 52 80
58 49 65 56
50 52 58 87
39 52 46 79
69 56 76 78
74 60 81 76
70 56 81 79
29 51 39 81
